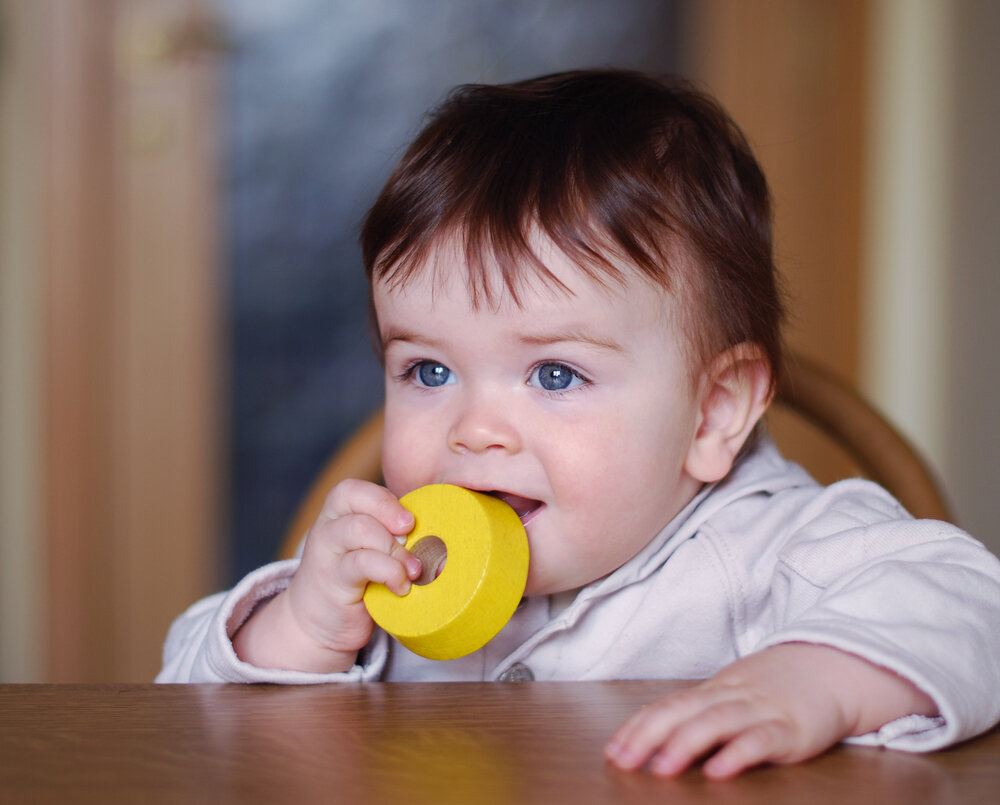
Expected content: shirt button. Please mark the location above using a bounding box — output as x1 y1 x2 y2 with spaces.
497 662 534 682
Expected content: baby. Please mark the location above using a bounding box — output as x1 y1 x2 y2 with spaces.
158 69 1000 779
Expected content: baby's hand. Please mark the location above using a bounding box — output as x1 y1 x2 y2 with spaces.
233 479 419 673
604 643 937 779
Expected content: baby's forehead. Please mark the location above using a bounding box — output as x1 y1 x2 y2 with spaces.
372 233 707 378
376 229 680 310
373 250 698 364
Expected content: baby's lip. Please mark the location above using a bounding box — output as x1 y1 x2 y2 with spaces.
486 490 544 523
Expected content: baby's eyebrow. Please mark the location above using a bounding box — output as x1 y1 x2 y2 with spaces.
519 330 624 353
380 326 441 350
381 325 624 353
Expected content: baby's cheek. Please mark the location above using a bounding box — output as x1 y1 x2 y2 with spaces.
380 458 415 498
566 452 631 506
380 442 418 497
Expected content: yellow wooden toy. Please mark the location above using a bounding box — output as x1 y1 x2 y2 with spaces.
363 484 530 660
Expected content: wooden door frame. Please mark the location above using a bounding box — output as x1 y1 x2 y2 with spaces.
22 0 224 681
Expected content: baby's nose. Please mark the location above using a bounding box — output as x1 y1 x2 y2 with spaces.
446 396 522 454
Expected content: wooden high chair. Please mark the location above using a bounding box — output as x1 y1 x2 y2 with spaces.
277 352 951 560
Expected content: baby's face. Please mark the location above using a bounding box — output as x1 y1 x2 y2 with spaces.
374 238 707 596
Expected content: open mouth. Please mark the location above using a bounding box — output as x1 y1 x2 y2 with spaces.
487 491 544 524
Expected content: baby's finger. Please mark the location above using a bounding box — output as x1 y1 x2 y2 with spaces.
606 694 705 770
646 699 759 777
606 685 735 770
701 719 795 779
296 514 422 608
309 510 419 570
317 478 414 535
335 546 416 598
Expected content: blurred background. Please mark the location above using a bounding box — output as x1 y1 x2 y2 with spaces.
1 0 997 682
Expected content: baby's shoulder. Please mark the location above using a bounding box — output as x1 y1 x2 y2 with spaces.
705 436 913 543
703 470 971 591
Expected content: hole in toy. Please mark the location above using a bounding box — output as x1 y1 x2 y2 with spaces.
411 536 447 586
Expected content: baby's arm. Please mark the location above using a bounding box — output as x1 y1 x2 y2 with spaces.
605 643 937 779
233 479 420 673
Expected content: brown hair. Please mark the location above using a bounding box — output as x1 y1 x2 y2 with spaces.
361 69 784 385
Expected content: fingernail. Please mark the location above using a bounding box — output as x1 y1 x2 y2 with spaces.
605 742 637 769
703 757 732 779
406 556 422 578
649 751 682 776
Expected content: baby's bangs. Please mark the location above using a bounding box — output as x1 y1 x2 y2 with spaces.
372 174 666 311
371 214 616 311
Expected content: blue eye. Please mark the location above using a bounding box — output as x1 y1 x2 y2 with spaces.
414 361 454 387
530 362 585 392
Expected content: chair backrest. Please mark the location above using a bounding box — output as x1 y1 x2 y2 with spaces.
281 409 385 559
772 354 950 522
278 352 951 560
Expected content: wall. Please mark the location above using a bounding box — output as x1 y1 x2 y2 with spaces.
864 0 1000 554
942 0 1000 552
0 0 45 681
0 0 225 682
685 0 870 488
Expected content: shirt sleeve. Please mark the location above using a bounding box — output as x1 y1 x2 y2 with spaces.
155 558 388 684
747 481 1000 752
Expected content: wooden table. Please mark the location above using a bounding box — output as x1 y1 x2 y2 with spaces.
1 682 997 803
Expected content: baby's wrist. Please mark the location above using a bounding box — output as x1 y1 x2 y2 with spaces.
771 642 938 735
233 591 359 674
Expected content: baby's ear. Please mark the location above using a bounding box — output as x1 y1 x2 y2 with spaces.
684 343 772 483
